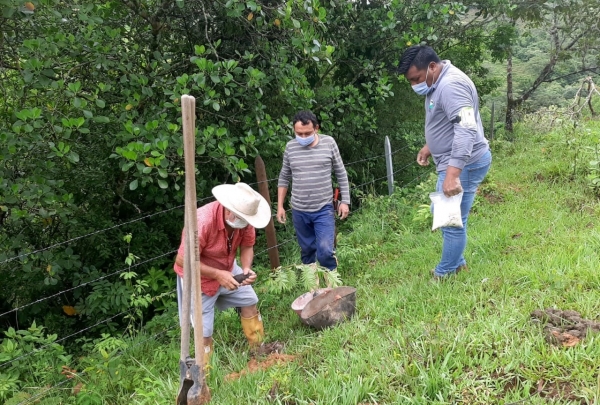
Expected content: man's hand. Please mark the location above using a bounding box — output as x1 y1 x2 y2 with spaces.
442 166 463 197
417 145 431 166
276 207 286 224
337 203 349 220
241 268 257 286
216 270 240 291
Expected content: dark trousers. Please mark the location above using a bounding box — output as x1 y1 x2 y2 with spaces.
292 204 337 270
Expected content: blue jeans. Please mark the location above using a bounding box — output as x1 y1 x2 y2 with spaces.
434 150 492 276
292 204 337 270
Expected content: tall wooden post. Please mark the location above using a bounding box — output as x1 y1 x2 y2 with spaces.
254 155 280 269
384 136 394 195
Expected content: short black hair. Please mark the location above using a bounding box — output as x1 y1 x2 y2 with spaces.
292 110 319 128
397 45 441 75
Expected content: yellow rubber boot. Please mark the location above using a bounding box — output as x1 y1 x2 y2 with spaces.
203 342 213 375
241 313 265 347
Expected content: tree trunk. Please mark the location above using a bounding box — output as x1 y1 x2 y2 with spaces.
505 48 515 134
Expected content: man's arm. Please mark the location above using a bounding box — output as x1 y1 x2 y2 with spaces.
175 254 240 290
417 144 431 166
238 245 257 285
442 82 479 168
277 147 291 223
331 140 350 219
440 81 480 197
276 186 288 223
442 166 463 197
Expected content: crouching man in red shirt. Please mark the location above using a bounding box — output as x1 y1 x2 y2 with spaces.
174 182 274 370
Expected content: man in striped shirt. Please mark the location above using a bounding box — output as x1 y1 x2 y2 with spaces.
277 110 351 271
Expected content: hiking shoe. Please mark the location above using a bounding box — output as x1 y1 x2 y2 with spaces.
456 264 468 273
431 264 468 279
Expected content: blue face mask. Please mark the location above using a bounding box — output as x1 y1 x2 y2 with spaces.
296 133 315 146
412 68 432 96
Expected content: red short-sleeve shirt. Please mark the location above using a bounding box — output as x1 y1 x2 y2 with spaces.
173 201 255 296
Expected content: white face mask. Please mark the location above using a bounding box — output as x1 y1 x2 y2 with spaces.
226 214 248 229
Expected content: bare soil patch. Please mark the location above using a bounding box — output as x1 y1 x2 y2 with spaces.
531 308 600 347
225 353 296 381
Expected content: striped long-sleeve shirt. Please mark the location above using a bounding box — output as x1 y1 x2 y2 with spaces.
278 134 350 212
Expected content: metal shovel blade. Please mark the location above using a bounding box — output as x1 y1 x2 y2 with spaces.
176 359 211 405
176 359 193 405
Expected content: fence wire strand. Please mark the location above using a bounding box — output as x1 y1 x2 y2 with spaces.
402 166 435 187
0 249 178 319
1 310 128 369
392 160 418 175
254 237 297 256
6 151 435 405
247 176 279 187
2 145 421 267
16 324 177 405
1 156 424 320
344 144 414 168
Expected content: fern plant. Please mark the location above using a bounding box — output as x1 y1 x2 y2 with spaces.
265 263 342 294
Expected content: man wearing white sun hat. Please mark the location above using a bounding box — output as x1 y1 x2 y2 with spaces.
174 182 272 369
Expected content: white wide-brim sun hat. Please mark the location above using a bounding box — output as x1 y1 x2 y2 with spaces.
212 182 271 229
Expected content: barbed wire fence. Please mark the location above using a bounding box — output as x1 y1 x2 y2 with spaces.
1 143 429 324
1 142 437 404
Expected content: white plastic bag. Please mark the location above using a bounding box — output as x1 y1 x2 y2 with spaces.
429 191 464 231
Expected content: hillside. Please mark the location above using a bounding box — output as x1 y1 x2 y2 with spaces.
5 117 599 405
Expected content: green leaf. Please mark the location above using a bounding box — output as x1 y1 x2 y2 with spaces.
212 102 220 111
129 179 138 190
94 116 110 123
292 18 300 28
67 152 79 163
96 99 106 108
15 110 30 121
157 179 168 189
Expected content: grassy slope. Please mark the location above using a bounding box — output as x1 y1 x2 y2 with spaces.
35 122 600 405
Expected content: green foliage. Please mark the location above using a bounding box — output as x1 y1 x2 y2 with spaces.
0 0 515 338
263 266 298 294
0 321 72 402
265 263 342 294
409 173 438 229
582 126 600 195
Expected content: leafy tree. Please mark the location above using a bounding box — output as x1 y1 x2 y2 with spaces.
0 0 505 335
487 0 600 132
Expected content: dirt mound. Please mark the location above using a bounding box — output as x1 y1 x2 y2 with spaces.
531 308 600 347
252 341 284 357
225 353 296 381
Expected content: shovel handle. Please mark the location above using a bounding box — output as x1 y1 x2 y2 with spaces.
180 95 196 362
181 95 206 369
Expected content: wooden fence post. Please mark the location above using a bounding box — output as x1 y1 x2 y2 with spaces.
384 136 394 195
254 155 280 269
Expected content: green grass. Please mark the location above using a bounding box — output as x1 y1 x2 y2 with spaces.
10 120 600 404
